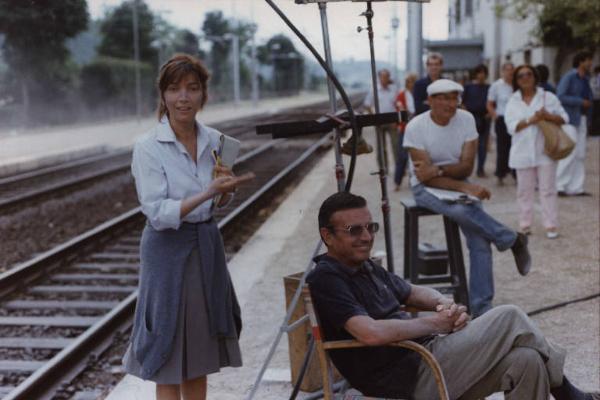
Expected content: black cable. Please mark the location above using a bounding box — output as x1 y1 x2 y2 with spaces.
288 335 315 400
526 292 600 317
264 0 359 192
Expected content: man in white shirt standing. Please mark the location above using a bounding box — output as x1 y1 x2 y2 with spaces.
403 79 531 317
487 62 515 185
348 69 399 171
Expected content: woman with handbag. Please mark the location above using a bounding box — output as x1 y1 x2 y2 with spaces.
122 54 254 400
505 65 569 239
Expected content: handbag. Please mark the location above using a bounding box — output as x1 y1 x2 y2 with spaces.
537 91 575 160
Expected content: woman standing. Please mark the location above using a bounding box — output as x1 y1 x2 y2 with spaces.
394 73 417 191
505 65 568 239
487 62 515 185
123 54 253 400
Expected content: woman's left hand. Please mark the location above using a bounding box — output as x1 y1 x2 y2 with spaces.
213 164 234 178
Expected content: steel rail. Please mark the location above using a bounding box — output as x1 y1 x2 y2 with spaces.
0 161 132 213
0 149 130 186
0 134 330 400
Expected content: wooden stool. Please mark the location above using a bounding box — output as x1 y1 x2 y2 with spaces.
401 198 470 309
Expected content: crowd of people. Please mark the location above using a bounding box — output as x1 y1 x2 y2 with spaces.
361 50 597 240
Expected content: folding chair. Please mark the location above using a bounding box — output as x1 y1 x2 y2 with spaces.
303 286 450 400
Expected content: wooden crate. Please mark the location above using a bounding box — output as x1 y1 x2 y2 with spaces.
283 272 324 392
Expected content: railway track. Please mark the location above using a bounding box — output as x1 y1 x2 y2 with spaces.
0 95 364 399
0 96 359 215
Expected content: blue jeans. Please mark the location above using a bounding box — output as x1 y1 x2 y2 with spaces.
411 184 517 316
474 113 490 174
394 132 409 186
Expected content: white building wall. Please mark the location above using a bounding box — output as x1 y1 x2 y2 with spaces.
448 0 561 82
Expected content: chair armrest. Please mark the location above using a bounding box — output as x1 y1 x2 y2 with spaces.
322 339 449 400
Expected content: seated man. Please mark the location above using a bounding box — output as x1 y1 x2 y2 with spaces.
307 192 598 400
403 78 531 317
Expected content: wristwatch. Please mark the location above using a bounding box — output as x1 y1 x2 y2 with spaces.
437 166 444 177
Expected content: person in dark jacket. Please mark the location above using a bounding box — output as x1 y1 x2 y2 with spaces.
463 64 491 177
413 52 443 115
556 50 594 196
308 191 599 400
536 64 556 93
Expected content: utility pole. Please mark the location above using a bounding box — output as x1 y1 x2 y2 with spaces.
250 2 259 105
391 9 400 82
207 34 241 106
132 0 142 122
226 33 241 106
407 1 423 76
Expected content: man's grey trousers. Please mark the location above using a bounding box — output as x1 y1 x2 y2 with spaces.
412 305 566 399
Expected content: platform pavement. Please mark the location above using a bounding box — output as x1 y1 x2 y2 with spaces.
104 131 599 400
0 92 330 176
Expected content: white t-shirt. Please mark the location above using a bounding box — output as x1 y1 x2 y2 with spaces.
403 109 479 186
364 84 399 113
487 78 514 116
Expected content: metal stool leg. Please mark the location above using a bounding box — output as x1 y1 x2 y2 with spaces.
442 216 470 310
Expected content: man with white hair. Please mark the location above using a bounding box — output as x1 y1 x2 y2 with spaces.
403 79 531 317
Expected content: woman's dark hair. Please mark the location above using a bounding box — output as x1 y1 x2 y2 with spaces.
471 64 488 79
573 51 592 68
156 53 210 120
512 64 539 91
535 64 550 83
318 192 367 229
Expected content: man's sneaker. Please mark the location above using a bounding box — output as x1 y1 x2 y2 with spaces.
341 136 373 155
511 232 531 276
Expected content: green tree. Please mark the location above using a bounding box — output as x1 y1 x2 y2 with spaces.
97 0 157 64
503 0 600 79
258 34 305 95
0 0 89 124
201 11 256 99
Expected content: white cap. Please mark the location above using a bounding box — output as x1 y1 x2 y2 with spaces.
427 79 464 96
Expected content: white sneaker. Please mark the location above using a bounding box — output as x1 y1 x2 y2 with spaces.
546 230 559 239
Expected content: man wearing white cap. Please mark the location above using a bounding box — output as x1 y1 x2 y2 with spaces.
403 79 531 317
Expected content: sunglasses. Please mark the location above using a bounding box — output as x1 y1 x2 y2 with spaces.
328 222 380 237
517 71 534 79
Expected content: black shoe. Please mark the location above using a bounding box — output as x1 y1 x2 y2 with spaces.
551 376 598 400
574 192 592 197
511 232 531 276
341 136 373 155
558 191 567 197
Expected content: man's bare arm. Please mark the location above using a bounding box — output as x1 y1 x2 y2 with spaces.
344 314 451 346
408 141 490 199
405 284 448 311
486 100 497 120
344 305 469 346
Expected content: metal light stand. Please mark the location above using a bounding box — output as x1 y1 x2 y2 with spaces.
247 2 401 398
360 1 396 273
319 2 347 192
245 5 347 399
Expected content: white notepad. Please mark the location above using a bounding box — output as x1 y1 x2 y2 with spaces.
424 187 480 204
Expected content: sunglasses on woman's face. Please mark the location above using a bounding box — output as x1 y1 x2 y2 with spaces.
517 71 534 79
328 222 380 237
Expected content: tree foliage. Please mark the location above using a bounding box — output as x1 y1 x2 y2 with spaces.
258 34 304 95
506 0 600 50
0 0 89 118
97 0 157 64
201 11 256 91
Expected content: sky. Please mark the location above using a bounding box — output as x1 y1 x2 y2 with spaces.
88 0 449 70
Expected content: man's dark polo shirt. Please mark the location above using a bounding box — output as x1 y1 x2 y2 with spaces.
307 254 428 399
